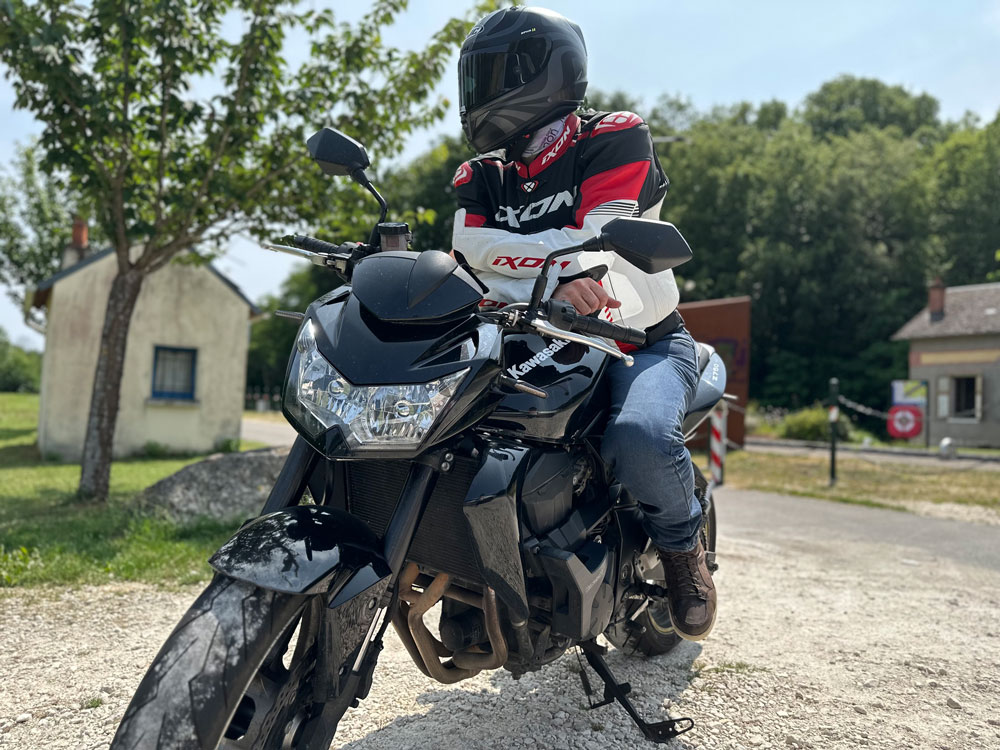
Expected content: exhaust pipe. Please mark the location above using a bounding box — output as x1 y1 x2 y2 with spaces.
391 563 509 684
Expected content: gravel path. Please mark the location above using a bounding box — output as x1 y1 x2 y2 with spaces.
3 496 999 749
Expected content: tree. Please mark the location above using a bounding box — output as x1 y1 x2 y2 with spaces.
0 0 496 499
246 264 339 395
0 144 103 318
925 117 1000 285
803 75 941 138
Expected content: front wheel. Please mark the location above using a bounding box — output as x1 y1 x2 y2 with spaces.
112 576 329 749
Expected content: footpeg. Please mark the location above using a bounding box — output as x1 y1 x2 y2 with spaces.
576 640 694 744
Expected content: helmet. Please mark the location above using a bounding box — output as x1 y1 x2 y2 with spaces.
458 6 588 155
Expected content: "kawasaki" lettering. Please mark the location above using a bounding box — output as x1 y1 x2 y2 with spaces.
506 339 570 378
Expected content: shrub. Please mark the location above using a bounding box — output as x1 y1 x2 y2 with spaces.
0 328 41 393
140 441 171 459
213 438 240 454
778 405 849 442
0 545 41 587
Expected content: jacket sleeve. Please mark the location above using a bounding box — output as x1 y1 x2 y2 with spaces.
452 115 667 296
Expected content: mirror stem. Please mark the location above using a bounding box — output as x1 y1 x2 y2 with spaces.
527 235 605 310
352 168 389 246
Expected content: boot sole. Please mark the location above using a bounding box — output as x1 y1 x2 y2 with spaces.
669 605 717 642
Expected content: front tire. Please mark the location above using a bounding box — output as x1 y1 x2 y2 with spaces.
112 576 321 749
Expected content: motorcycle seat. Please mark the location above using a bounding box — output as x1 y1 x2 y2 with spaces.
696 342 715 373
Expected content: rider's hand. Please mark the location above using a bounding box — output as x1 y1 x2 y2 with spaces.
551 278 621 315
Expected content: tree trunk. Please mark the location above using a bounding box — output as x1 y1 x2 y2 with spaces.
78 268 145 500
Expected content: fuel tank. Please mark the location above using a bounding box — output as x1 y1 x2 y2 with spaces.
483 333 610 442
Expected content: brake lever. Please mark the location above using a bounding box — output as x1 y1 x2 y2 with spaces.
530 318 634 367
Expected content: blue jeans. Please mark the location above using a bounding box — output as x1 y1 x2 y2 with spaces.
601 327 703 551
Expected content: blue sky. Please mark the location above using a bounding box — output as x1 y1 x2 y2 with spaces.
3 0 1000 350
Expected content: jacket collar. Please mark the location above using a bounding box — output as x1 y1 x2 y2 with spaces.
514 113 580 179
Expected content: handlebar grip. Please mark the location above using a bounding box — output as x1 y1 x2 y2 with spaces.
569 314 646 347
291 235 341 255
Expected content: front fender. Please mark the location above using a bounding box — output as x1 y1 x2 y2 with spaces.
209 505 390 602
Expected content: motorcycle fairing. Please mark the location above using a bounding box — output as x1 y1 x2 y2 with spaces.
209 505 390 597
484 333 611 442
351 250 483 324
461 439 534 622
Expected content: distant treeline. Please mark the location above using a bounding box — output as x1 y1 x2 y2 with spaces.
0 326 40 392
247 76 1000 416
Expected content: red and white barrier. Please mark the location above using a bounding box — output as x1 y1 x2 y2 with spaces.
709 401 729 486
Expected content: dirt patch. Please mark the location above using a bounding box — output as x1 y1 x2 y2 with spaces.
2 529 999 748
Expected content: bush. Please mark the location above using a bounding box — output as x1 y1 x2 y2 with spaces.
778 405 849 442
0 328 41 392
213 437 240 454
0 545 41 587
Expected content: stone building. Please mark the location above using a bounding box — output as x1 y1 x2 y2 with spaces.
892 279 1000 448
25 220 260 460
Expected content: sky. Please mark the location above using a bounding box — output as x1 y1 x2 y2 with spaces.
3 0 1000 350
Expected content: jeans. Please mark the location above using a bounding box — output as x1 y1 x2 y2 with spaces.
601 327 703 551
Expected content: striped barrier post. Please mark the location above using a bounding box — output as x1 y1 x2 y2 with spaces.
709 401 728 486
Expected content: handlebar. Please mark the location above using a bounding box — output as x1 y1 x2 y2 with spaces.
542 300 646 347
290 235 344 255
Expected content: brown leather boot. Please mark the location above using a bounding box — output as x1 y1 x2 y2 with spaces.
658 539 717 641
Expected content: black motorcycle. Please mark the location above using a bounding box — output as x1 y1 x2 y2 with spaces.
112 128 729 749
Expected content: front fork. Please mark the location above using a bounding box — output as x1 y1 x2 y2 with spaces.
262 437 443 746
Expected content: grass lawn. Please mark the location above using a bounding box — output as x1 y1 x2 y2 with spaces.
724 450 1000 510
1 393 262 588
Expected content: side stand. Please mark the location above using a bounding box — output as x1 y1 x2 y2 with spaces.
577 640 694 744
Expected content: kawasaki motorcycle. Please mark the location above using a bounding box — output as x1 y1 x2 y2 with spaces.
112 128 728 749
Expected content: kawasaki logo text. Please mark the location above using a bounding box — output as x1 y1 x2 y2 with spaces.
507 339 570 378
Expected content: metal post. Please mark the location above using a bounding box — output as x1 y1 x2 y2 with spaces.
709 401 728 486
828 377 839 487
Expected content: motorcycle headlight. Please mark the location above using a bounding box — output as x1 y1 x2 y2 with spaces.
284 321 468 450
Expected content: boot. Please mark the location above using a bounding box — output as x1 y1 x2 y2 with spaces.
658 539 717 641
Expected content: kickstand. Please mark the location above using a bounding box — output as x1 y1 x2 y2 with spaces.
576 640 694 744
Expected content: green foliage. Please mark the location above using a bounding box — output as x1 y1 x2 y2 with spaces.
0 327 41 392
0 0 497 260
0 0 500 499
384 134 475 252
0 544 41 587
777 406 849 442
214 438 241 454
0 144 104 313
803 75 941 138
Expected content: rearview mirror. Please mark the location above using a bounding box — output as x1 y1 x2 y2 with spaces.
307 127 371 176
598 218 693 274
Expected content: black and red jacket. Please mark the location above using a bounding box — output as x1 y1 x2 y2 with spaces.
451 110 680 330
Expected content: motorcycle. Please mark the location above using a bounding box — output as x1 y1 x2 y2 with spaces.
112 127 729 749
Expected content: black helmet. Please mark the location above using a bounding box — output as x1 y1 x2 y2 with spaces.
458 6 588 154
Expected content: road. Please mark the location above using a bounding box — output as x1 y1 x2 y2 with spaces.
4 490 998 749
718 486 1000 571
242 415 297 447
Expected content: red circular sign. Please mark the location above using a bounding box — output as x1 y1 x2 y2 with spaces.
888 405 923 439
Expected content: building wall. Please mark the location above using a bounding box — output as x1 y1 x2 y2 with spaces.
677 296 751 446
908 334 1000 448
38 255 251 460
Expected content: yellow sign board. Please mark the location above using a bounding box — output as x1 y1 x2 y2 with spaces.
891 380 927 406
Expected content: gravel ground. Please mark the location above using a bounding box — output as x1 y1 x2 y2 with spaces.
2 517 999 748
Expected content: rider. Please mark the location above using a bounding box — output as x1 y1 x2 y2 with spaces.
451 6 716 640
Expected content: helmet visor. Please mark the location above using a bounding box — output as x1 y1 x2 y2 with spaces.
459 37 551 112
